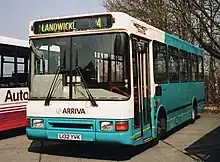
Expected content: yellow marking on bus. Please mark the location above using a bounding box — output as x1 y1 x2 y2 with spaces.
134 137 141 142
130 126 155 139
167 117 175 122
131 109 193 140
130 132 140 139
144 138 152 142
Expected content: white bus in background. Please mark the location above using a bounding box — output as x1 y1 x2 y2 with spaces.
0 36 29 131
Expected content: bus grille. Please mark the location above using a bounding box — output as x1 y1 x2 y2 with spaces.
47 119 95 131
50 123 93 129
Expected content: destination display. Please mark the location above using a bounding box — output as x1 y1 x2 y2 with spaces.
33 14 113 34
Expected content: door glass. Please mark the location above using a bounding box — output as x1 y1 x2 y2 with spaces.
132 39 140 128
142 42 150 124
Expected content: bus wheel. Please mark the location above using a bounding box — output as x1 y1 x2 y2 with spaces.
157 117 166 139
190 103 197 124
151 115 166 146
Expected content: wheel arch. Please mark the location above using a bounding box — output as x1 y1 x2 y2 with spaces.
155 105 167 129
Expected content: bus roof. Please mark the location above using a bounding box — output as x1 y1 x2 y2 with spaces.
29 12 202 55
0 36 29 48
29 12 117 22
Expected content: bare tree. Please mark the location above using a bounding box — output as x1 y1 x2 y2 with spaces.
103 0 220 57
169 0 220 59
103 0 220 105
103 0 184 35
169 0 220 104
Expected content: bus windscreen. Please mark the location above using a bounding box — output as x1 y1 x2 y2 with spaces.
33 14 113 34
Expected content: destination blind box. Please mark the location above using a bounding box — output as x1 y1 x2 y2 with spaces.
32 14 113 34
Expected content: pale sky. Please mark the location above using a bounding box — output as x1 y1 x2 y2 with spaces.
0 0 106 40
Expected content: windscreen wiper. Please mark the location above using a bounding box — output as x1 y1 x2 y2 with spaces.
44 66 62 106
75 66 98 107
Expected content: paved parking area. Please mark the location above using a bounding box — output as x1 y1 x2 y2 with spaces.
0 113 220 162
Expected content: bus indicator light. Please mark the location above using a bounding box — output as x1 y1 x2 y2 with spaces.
115 121 128 131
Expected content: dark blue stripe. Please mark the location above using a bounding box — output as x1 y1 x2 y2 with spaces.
167 98 205 114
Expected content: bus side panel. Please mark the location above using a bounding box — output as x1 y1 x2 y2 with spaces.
188 82 205 113
156 83 189 116
154 82 198 131
166 104 192 131
0 87 28 131
0 110 26 131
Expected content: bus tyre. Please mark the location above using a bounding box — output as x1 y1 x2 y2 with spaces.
190 102 197 124
151 116 166 146
190 107 196 124
151 136 159 146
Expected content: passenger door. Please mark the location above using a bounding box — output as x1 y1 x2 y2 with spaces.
132 37 151 142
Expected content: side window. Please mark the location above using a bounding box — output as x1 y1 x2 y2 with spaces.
179 50 189 82
168 46 179 82
14 52 29 87
153 41 167 83
0 55 15 88
191 54 198 82
17 57 25 73
198 56 204 81
188 53 192 81
0 54 2 77
3 56 14 77
0 45 29 88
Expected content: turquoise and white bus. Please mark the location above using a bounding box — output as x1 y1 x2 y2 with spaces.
26 12 205 145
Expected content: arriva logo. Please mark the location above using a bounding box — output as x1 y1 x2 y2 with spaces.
4 90 28 102
56 108 86 114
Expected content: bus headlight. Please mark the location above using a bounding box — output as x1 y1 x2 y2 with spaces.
32 119 44 128
100 121 113 131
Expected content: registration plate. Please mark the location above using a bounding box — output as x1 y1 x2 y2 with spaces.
58 133 82 141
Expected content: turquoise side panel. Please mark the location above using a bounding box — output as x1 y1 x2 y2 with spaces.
165 32 203 56
154 82 205 131
131 123 152 140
